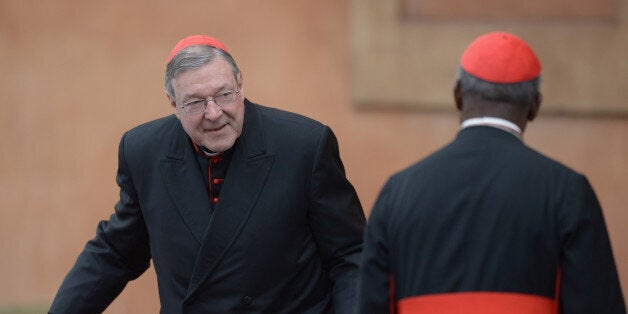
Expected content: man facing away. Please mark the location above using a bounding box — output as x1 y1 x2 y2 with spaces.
358 31 625 313
50 35 366 313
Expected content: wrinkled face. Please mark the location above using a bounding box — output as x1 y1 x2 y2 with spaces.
168 58 244 153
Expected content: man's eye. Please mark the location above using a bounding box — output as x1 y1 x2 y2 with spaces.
216 92 230 99
185 100 204 107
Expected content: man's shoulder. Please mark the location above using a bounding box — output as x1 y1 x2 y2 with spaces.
390 134 583 187
247 101 327 137
121 115 181 149
252 102 323 127
127 114 179 135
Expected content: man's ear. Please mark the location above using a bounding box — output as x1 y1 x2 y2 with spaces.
454 81 463 112
236 72 244 92
236 72 243 86
527 92 542 121
167 91 182 120
166 91 177 108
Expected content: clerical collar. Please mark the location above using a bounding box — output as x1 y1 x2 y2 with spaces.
199 146 219 156
192 141 220 157
460 117 522 138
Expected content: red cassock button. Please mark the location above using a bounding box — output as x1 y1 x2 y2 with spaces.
213 178 222 185
213 197 219 204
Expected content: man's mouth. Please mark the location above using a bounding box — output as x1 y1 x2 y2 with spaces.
204 124 226 133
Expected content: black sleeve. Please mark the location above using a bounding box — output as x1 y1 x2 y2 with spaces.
558 174 626 313
308 126 366 313
358 179 394 314
49 133 151 314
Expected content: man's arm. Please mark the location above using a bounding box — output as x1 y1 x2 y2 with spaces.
49 133 151 314
558 174 626 313
358 180 393 314
308 126 366 313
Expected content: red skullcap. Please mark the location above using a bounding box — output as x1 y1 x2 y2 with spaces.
167 35 229 63
460 31 541 83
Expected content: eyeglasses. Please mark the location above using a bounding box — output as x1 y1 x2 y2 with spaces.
178 89 241 115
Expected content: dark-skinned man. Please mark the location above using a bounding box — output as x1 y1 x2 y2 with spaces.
358 31 626 314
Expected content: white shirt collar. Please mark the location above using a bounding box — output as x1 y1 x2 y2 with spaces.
460 117 522 138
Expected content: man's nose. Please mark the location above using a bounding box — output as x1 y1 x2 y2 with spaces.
203 100 222 119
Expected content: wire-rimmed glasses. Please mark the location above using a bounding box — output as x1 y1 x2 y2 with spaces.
178 89 240 115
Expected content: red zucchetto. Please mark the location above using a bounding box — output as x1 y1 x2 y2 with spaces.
167 35 229 63
460 31 541 83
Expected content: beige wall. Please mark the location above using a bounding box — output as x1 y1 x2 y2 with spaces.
0 1 626 312
352 0 628 115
